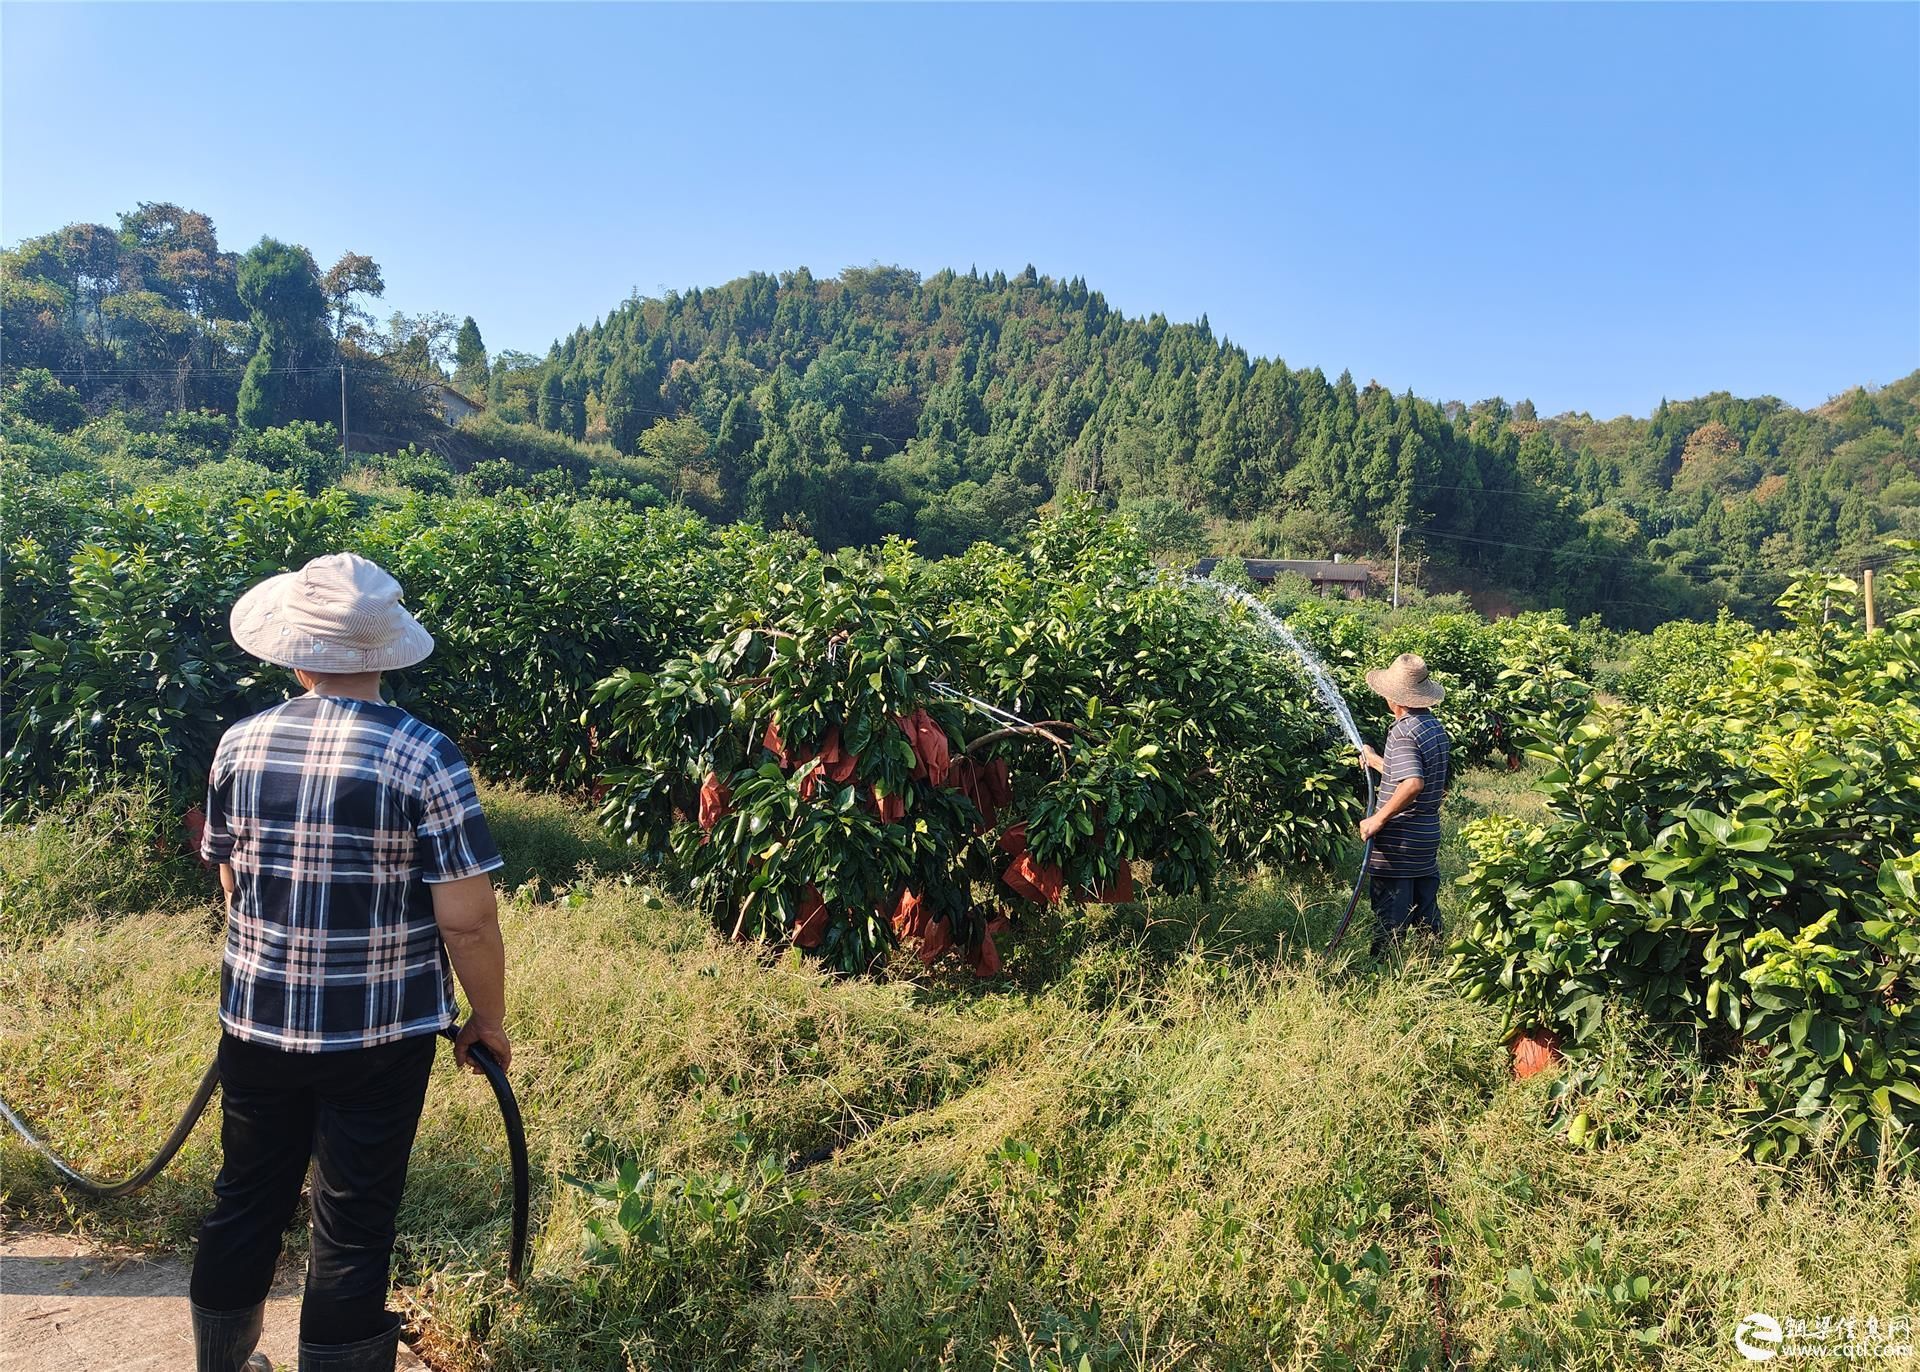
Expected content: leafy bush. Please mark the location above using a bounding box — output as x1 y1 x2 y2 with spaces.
163 408 235 453
2 487 356 817
1207 553 1256 592
1379 612 1504 759
455 413 683 508
3 368 86 432
595 507 1356 972
463 457 531 496
1278 598 1596 766
165 457 283 504
363 444 455 496
1451 551 1920 1166
1613 609 1757 709
361 498 720 788
228 419 345 494
1 480 721 814
1487 611 1597 748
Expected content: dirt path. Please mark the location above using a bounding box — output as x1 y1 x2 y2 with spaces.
0 1233 427 1371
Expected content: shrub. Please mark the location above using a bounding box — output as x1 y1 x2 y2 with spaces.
1278 600 1594 767
366 444 455 497
357 498 721 788
162 408 234 454
1488 611 1597 748
2 487 356 816
1260 569 1319 613
3 368 86 432
1451 552 1920 1167
1380 612 1503 759
166 457 282 504
1 482 723 816
455 413 681 505
1207 553 1256 592
228 420 345 494
596 507 1356 972
1614 609 1757 709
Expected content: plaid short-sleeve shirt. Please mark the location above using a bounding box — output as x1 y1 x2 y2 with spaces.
201 693 503 1052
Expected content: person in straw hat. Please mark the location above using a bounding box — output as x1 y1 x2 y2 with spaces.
1356 652 1452 958
189 553 508 1372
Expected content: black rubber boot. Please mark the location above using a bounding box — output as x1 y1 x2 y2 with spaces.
190 1300 273 1372
296 1314 402 1371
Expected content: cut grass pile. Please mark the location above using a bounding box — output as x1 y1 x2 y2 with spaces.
2 773 1913 1369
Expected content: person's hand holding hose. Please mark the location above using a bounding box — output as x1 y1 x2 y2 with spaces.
453 1015 511 1074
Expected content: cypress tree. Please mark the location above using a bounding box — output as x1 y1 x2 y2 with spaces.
234 237 328 429
538 371 565 431
453 317 488 391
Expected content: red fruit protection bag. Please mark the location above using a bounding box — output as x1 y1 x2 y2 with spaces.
1002 853 1063 905
698 773 732 830
793 886 830 948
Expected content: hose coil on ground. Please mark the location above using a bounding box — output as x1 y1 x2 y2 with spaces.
0 1057 222 1200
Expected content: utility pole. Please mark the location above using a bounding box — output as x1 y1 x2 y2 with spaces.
1392 524 1410 608
339 363 349 461
1864 567 1877 636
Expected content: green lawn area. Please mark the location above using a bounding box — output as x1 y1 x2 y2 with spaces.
2 773 1912 1370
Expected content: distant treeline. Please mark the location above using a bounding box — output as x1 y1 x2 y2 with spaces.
1 202 485 448
6 203 1916 625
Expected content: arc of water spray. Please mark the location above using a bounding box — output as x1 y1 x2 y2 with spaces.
1183 580 1364 751
1181 575 1375 952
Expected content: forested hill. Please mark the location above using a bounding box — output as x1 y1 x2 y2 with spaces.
5 203 1916 625
489 265 1917 622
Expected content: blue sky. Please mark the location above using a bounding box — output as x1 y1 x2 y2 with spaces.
4 2 1915 419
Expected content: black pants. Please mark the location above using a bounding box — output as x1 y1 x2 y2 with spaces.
190 1030 436 1345
1369 872 1442 955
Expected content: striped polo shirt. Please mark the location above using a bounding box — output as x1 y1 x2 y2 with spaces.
1368 709 1451 878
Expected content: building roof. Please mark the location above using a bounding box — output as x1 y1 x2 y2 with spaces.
429 380 484 411
1189 557 1372 584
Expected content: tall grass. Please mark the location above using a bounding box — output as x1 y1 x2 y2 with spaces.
2 772 1912 1369
0 787 210 948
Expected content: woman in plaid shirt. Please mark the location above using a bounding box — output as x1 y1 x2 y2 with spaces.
191 554 509 1372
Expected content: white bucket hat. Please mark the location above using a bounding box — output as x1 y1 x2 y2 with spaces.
1365 652 1446 707
230 553 434 673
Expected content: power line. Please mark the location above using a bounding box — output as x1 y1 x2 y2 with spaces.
1409 525 1692 567
18 364 363 378
1402 524 1907 586
1409 479 1583 498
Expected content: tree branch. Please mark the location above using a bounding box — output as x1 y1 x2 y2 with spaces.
963 721 1078 754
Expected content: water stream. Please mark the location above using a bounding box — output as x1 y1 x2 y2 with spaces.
1183 577 1364 752
1169 572 1378 950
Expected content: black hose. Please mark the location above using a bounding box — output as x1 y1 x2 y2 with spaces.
1326 755 1377 953
0 1031 530 1288
0 1056 221 1199
443 1030 530 1287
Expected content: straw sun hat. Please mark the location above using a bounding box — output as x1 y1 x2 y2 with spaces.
230 553 434 673
1365 652 1445 708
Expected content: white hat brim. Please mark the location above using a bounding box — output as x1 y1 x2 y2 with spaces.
230 572 435 673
